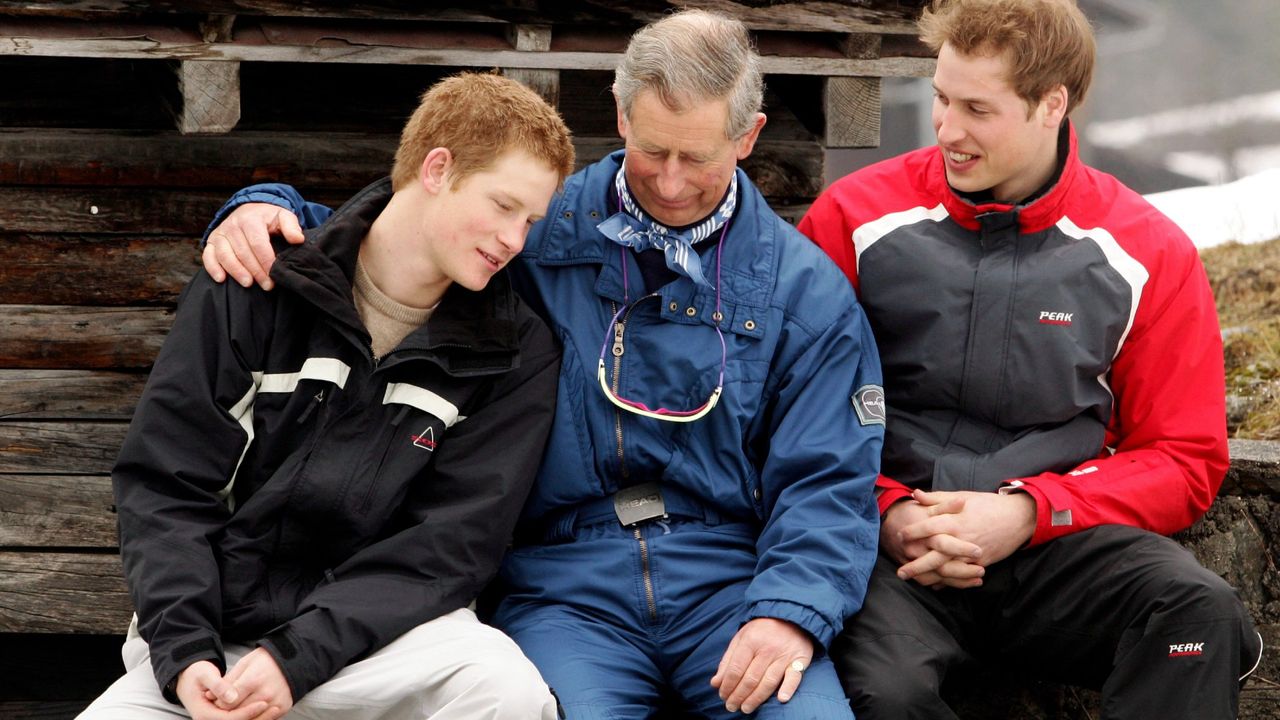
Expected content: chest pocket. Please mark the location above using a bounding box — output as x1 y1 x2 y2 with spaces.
355 382 468 515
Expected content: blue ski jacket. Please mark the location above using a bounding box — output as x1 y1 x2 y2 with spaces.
206 151 884 646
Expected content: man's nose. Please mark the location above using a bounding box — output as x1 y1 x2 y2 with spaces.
934 106 964 146
499 220 526 255
655 158 687 199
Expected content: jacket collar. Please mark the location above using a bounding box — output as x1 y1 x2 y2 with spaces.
525 150 778 308
270 178 523 374
929 121 1088 234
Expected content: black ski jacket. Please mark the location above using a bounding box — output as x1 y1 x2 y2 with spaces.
113 178 560 702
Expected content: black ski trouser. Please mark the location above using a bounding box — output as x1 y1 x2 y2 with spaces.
832 525 1263 720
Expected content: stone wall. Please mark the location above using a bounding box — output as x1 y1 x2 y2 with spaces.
949 439 1280 719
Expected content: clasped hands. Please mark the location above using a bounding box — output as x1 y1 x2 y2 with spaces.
175 648 292 720
882 489 1037 589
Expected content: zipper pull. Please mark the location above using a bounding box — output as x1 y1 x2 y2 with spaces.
295 390 325 425
612 321 625 357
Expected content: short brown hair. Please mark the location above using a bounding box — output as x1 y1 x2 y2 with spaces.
918 0 1095 115
391 72 575 191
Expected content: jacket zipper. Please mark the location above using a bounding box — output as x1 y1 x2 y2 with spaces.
611 296 660 622
610 301 630 483
360 405 411 513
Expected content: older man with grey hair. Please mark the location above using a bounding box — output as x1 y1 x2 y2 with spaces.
199 10 883 719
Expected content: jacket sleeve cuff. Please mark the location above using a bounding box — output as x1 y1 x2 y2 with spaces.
152 633 226 705
1001 477 1069 546
746 600 836 650
875 474 912 516
200 185 306 246
258 629 309 702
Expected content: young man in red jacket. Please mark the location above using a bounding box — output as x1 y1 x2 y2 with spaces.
799 0 1262 717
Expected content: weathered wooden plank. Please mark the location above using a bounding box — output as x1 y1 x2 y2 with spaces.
825 76 882 148
742 141 825 201
0 186 229 235
0 370 145 420
0 234 197 306
0 423 129 475
825 33 883 148
0 475 117 548
0 31 936 77
0 129 397 188
0 552 132 633
503 24 559 106
0 306 171 370
0 148 814 234
173 59 242 134
0 1 926 34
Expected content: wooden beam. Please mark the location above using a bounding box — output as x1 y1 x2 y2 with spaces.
199 13 236 43
0 186 246 235
0 422 129 474
0 30 935 77
0 370 145 420
0 235 198 306
0 306 171 370
825 33 883 148
0 1 926 34
0 130 814 226
0 129 397 189
824 77 882 148
504 24 559 106
172 60 242 135
0 552 132 634
0 475 117 548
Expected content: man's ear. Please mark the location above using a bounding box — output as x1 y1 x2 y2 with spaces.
420 147 453 194
614 89 629 143
1041 85 1069 127
735 112 768 161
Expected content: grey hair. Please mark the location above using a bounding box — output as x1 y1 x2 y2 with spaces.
614 9 764 139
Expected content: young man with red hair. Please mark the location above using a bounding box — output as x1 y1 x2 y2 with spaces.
82 73 573 720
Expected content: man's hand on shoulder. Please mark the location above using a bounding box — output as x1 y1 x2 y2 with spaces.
175 659 278 720
711 617 813 714
202 203 305 290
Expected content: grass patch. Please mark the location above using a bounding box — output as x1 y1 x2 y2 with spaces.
1201 237 1280 438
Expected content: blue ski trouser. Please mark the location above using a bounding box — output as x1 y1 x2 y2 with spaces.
492 514 856 720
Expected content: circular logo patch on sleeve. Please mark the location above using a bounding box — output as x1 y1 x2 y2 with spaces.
851 385 886 426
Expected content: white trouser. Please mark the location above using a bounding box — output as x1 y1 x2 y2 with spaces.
77 608 557 720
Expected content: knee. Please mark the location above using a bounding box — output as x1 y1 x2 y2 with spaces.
1154 566 1248 624
841 655 941 718
847 676 938 718
447 646 556 720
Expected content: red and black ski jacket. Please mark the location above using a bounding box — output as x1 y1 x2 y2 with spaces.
799 124 1227 545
